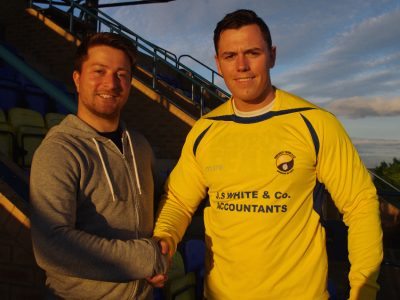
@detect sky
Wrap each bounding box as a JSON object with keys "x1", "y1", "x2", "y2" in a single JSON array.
[{"x1": 100, "y1": 0, "x2": 400, "y2": 167}]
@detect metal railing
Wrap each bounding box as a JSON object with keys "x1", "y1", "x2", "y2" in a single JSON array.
[
  {"x1": 178, "y1": 54, "x2": 221, "y2": 88},
  {"x1": 29, "y1": 0, "x2": 230, "y2": 117}
]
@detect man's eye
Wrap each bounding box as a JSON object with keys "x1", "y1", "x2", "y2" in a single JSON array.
[
  {"x1": 94, "y1": 69, "x2": 104, "y2": 75},
  {"x1": 117, "y1": 72, "x2": 128, "y2": 78},
  {"x1": 223, "y1": 54, "x2": 235, "y2": 60},
  {"x1": 247, "y1": 51, "x2": 260, "y2": 57}
]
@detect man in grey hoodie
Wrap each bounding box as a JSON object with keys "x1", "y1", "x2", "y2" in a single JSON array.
[{"x1": 30, "y1": 32, "x2": 168, "y2": 299}]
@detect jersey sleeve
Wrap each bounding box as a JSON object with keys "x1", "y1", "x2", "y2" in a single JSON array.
[
  {"x1": 315, "y1": 112, "x2": 383, "y2": 299},
  {"x1": 154, "y1": 124, "x2": 208, "y2": 252}
]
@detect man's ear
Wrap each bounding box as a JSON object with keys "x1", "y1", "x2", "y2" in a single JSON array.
[
  {"x1": 72, "y1": 71, "x2": 80, "y2": 93},
  {"x1": 269, "y1": 46, "x2": 277, "y2": 68},
  {"x1": 215, "y1": 55, "x2": 223, "y2": 76}
]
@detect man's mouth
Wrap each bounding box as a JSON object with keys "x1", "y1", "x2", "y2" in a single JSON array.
[
  {"x1": 235, "y1": 76, "x2": 254, "y2": 82},
  {"x1": 97, "y1": 93, "x2": 118, "y2": 99}
]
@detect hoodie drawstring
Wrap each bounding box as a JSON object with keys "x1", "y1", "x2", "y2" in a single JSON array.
[
  {"x1": 125, "y1": 131, "x2": 142, "y2": 195},
  {"x1": 93, "y1": 138, "x2": 117, "y2": 202}
]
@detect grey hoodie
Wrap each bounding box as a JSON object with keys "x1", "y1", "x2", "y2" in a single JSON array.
[{"x1": 30, "y1": 115, "x2": 168, "y2": 300}]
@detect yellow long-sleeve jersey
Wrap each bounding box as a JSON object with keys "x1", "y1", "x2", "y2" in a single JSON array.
[{"x1": 154, "y1": 89, "x2": 383, "y2": 300}]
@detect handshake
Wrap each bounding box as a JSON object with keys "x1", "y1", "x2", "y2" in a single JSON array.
[{"x1": 147, "y1": 237, "x2": 172, "y2": 288}]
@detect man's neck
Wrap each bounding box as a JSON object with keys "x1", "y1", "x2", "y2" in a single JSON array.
[
  {"x1": 234, "y1": 87, "x2": 276, "y2": 112},
  {"x1": 77, "y1": 112, "x2": 119, "y2": 132},
  {"x1": 233, "y1": 97, "x2": 275, "y2": 117}
]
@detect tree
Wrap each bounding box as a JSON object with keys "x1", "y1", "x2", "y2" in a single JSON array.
[{"x1": 373, "y1": 158, "x2": 400, "y2": 191}]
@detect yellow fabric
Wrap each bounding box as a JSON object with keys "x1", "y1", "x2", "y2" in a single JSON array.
[{"x1": 154, "y1": 89, "x2": 383, "y2": 300}]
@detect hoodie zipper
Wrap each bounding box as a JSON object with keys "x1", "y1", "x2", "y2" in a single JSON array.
[
  {"x1": 106, "y1": 138, "x2": 141, "y2": 297},
  {"x1": 120, "y1": 135, "x2": 141, "y2": 239},
  {"x1": 98, "y1": 138, "x2": 141, "y2": 239}
]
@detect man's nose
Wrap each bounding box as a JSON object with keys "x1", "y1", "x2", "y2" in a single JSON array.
[
  {"x1": 103, "y1": 73, "x2": 121, "y2": 90},
  {"x1": 236, "y1": 54, "x2": 250, "y2": 72}
]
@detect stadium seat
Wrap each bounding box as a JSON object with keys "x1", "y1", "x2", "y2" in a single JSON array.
[
  {"x1": 181, "y1": 239, "x2": 205, "y2": 300},
  {"x1": 49, "y1": 80, "x2": 76, "y2": 114},
  {"x1": 0, "y1": 109, "x2": 15, "y2": 160},
  {"x1": 23, "y1": 84, "x2": 50, "y2": 116},
  {"x1": 327, "y1": 278, "x2": 339, "y2": 300},
  {"x1": 17, "y1": 74, "x2": 50, "y2": 115},
  {"x1": 153, "y1": 288, "x2": 164, "y2": 300},
  {"x1": 54, "y1": 94, "x2": 76, "y2": 114},
  {"x1": 0, "y1": 65, "x2": 17, "y2": 80},
  {"x1": 0, "y1": 79, "x2": 21, "y2": 111},
  {"x1": 157, "y1": 73, "x2": 180, "y2": 89},
  {"x1": 8, "y1": 107, "x2": 48, "y2": 168},
  {"x1": 325, "y1": 220, "x2": 349, "y2": 262},
  {"x1": 164, "y1": 251, "x2": 196, "y2": 300},
  {"x1": 0, "y1": 66, "x2": 22, "y2": 111},
  {"x1": 45, "y1": 112, "x2": 66, "y2": 128}
]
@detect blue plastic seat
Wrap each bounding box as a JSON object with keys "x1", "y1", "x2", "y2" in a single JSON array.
[
  {"x1": 47, "y1": 80, "x2": 76, "y2": 114},
  {"x1": 54, "y1": 92, "x2": 76, "y2": 114},
  {"x1": 0, "y1": 65, "x2": 17, "y2": 80},
  {"x1": 0, "y1": 66, "x2": 22, "y2": 111},
  {"x1": 181, "y1": 239, "x2": 205, "y2": 300},
  {"x1": 0, "y1": 79, "x2": 22, "y2": 111},
  {"x1": 8, "y1": 107, "x2": 48, "y2": 168},
  {"x1": 0, "y1": 109, "x2": 15, "y2": 161},
  {"x1": 23, "y1": 84, "x2": 50, "y2": 116},
  {"x1": 325, "y1": 220, "x2": 348, "y2": 261}
]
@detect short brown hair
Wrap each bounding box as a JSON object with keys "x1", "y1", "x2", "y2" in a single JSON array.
[
  {"x1": 214, "y1": 9, "x2": 273, "y2": 54},
  {"x1": 74, "y1": 32, "x2": 137, "y2": 72}
]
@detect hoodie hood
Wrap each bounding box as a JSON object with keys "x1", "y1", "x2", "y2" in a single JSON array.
[
  {"x1": 47, "y1": 114, "x2": 142, "y2": 201},
  {"x1": 46, "y1": 114, "x2": 123, "y2": 141}
]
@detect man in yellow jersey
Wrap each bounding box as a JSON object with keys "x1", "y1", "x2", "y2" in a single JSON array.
[{"x1": 154, "y1": 9, "x2": 382, "y2": 300}]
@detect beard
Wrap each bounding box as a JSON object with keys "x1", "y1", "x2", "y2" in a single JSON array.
[{"x1": 79, "y1": 94, "x2": 125, "y2": 122}]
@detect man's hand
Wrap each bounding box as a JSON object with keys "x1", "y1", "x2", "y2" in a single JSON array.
[
  {"x1": 159, "y1": 238, "x2": 173, "y2": 258},
  {"x1": 147, "y1": 238, "x2": 173, "y2": 288},
  {"x1": 146, "y1": 273, "x2": 168, "y2": 288}
]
